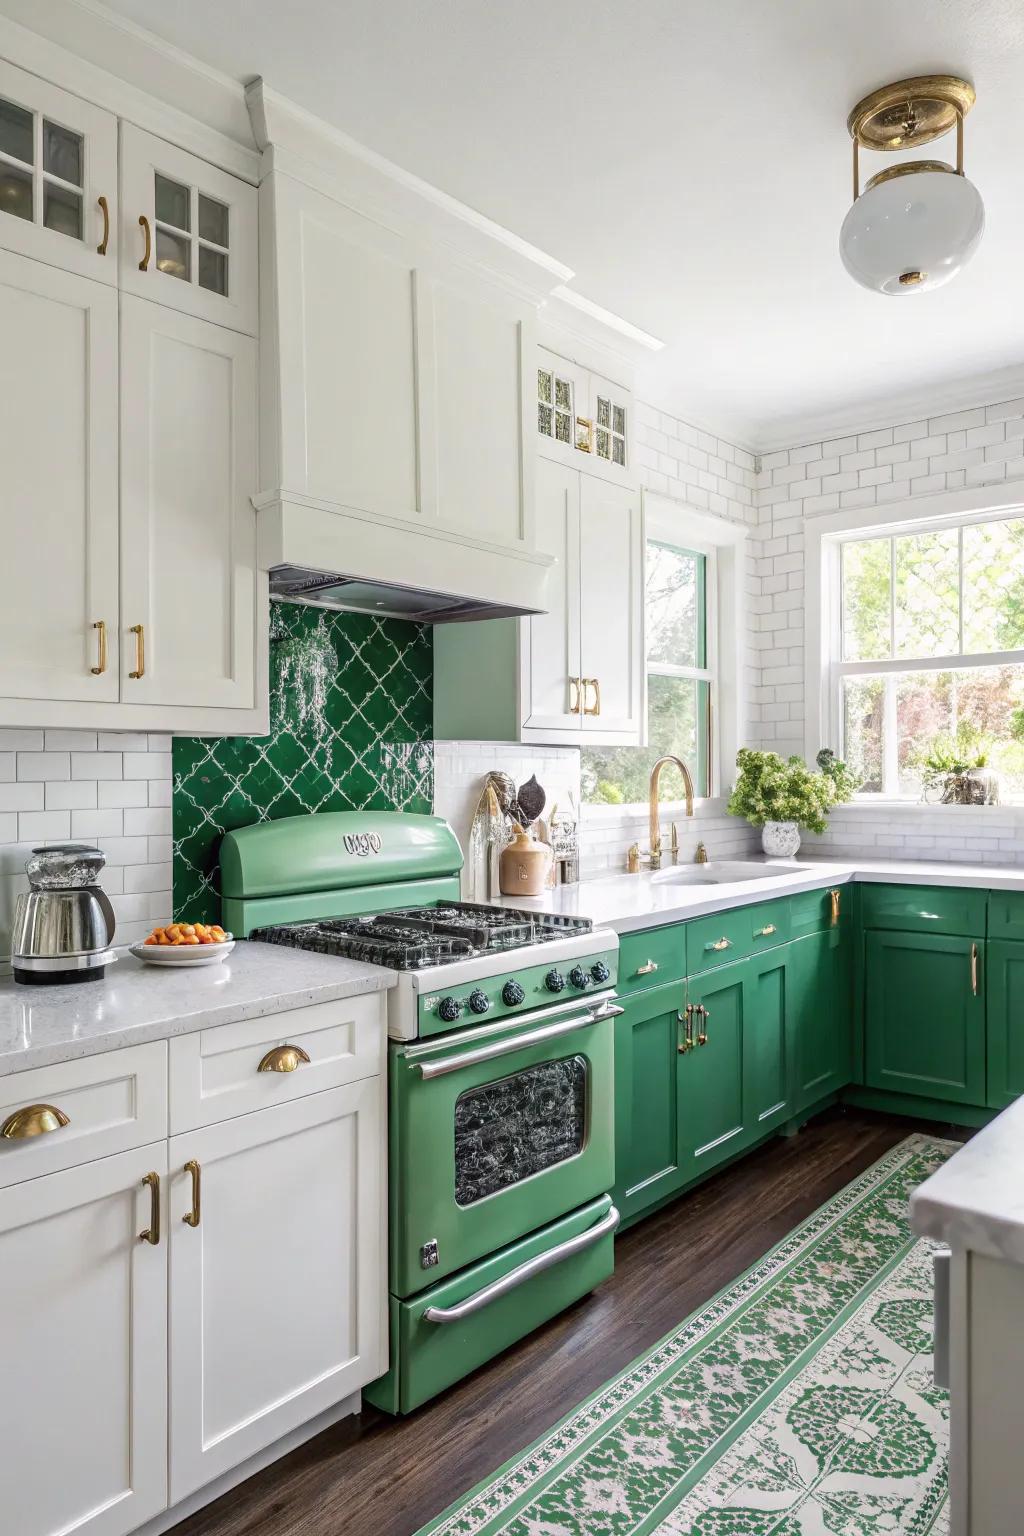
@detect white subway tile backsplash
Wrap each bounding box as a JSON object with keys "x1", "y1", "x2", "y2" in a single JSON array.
[
  {"x1": 123, "y1": 752, "x2": 172, "y2": 781},
  {"x1": 18, "y1": 810, "x2": 71, "y2": 840},
  {"x1": 45, "y1": 781, "x2": 98, "y2": 811},
  {"x1": 0, "y1": 783, "x2": 45, "y2": 813},
  {"x1": 70, "y1": 808, "x2": 127, "y2": 839},
  {"x1": 0, "y1": 730, "x2": 43, "y2": 751},
  {"x1": 71, "y1": 752, "x2": 123, "y2": 780},
  {"x1": 17, "y1": 751, "x2": 70, "y2": 781},
  {"x1": 97, "y1": 780, "x2": 149, "y2": 809}
]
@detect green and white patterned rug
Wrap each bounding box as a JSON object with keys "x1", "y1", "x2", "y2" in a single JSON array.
[{"x1": 418, "y1": 1134, "x2": 955, "y2": 1536}]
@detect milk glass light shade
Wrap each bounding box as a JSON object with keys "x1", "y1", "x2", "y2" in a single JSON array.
[{"x1": 839, "y1": 165, "x2": 984, "y2": 295}]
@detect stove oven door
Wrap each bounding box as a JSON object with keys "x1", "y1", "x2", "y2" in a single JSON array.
[{"x1": 391, "y1": 993, "x2": 619, "y2": 1297}]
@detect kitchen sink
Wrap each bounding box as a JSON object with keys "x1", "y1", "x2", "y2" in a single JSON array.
[{"x1": 651, "y1": 861, "x2": 815, "y2": 886}]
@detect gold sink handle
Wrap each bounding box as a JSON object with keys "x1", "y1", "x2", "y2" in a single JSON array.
[
  {"x1": 257, "y1": 1044, "x2": 311, "y2": 1074},
  {"x1": 1, "y1": 1103, "x2": 70, "y2": 1140}
]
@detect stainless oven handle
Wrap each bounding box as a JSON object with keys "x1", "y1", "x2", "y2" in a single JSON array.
[
  {"x1": 424, "y1": 1204, "x2": 620, "y2": 1324},
  {"x1": 415, "y1": 1001, "x2": 623, "y2": 1080}
]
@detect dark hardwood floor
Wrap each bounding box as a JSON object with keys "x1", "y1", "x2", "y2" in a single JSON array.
[{"x1": 170, "y1": 1107, "x2": 966, "y2": 1536}]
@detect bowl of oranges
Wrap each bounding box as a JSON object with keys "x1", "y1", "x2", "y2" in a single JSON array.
[{"x1": 131, "y1": 922, "x2": 235, "y2": 967}]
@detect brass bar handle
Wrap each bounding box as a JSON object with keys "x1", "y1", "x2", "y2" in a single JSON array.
[
  {"x1": 756, "y1": 923, "x2": 777, "y2": 937},
  {"x1": 128, "y1": 623, "x2": 145, "y2": 679},
  {"x1": 90, "y1": 619, "x2": 107, "y2": 675},
  {"x1": 257, "y1": 1044, "x2": 311, "y2": 1074},
  {"x1": 677, "y1": 1003, "x2": 694, "y2": 1054},
  {"x1": 705, "y1": 937, "x2": 732, "y2": 953},
  {"x1": 139, "y1": 1171, "x2": 160, "y2": 1245},
  {"x1": 697, "y1": 1004, "x2": 709, "y2": 1047},
  {"x1": 635, "y1": 959, "x2": 659, "y2": 976},
  {"x1": 1, "y1": 1103, "x2": 70, "y2": 1140},
  {"x1": 583, "y1": 677, "x2": 601, "y2": 716},
  {"x1": 568, "y1": 677, "x2": 582, "y2": 715},
  {"x1": 97, "y1": 195, "x2": 110, "y2": 255},
  {"x1": 830, "y1": 889, "x2": 841, "y2": 927},
  {"x1": 138, "y1": 214, "x2": 152, "y2": 271},
  {"x1": 971, "y1": 942, "x2": 979, "y2": 997},
  {"x1": 183, "y1": 1159, "x2": 201, "y2": 1227}
]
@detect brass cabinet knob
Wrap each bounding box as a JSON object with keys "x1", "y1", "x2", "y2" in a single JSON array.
[
  {"x1": 1, "y1": 1103, "x2": 70, "y2": 1140},
  {"x1": 257, "y1": 1044, "x2": 311, "y2": 1074}
]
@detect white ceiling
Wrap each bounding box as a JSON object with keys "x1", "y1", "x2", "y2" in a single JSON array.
[{"x1": 96, "y1": 0, "x2": 1024, "y2": 449}]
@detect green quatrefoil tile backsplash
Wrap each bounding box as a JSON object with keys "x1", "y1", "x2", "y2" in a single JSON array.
[{"x1": 172, "y1": 604, "x2": 434, "y2": 924}]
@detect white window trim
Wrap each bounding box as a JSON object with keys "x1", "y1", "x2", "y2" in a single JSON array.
[
  {"x1": 581, "y1": 489, "x2": 748, "y2": 818},
  {"x1": 805, "y1": 477, "x2": 1024, "y2": 802}
]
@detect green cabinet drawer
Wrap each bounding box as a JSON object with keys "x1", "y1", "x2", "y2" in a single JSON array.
[
  {"x1": 617, "y1": 923, "x2": 687, "y2": 996},
  {"x1": 790, "y1": 883, "x2": 848, "y2": 938},
  {"x1": 987, "y1": 891, "x2": 1024, "y2": 941},
  {"x1": 859, "y1": 882, "x2": 987, "y2": 937},
  {"x1": 686, "y1": 898, "x2": 791, "y2": 974}
]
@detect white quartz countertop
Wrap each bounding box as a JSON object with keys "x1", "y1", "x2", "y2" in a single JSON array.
[
  {"x1": 910, "y1": 1098, "x2": 1024, "y2": 1263},
  {"x1": 499, "y1": 856, "x2": 1024, "y2": 935},
  {"x1": 0, "y1": 941, "x2": 395, "y2": 1077}
]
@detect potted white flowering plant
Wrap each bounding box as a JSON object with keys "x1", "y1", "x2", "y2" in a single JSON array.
[{"x1": 727, "y1": 747, "x2": 859, "y2": 858}]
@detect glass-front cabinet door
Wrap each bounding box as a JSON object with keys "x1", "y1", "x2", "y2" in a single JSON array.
[
  {"x1": 119, "y1": 124, "x2": 257, "y2": 335},
  {"x1": 0, "y1": 59, "x2": 117, "y2": 283}
]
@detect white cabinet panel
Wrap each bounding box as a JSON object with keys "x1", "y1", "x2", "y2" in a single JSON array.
[
  {"x1": 579, "y1": 476, "x2": 643, "y2": 740},
  {"x1": 522, "y1": 458, "x2": 581, "y2": 734},
  {"x1": 0, "y1": 58, "x2": 118, "y2": 284},
  {"x1": 119, "y1": 125, "x2": 256, "y2": 335},
  {"x1": 0, "y1": 1144, "x2": 168, "y2": 1536},
  {"x1": 431, "y1": 278, "x2": 531, "y2": 549},
  {"x1": 120, "y1": 295, "x2": 257, "y2": 709},
  {"x1": 0, "y1": 250, "x2": 119, "y2": 702},
  {"x1": 168, "y1": 1080, "x2": 386, "y2": 1500}
]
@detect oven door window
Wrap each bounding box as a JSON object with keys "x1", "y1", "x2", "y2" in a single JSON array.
[{"x1": 454, "y1": 1054, "x2": 588, "y2": 1207}]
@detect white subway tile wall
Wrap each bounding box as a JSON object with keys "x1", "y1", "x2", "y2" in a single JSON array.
[{"x1": 0, "y1": 730, "x2": 173, "y2": 967}]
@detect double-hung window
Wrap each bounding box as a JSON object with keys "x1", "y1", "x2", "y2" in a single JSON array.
[
  {"x1": 833, "y1": 512, "x2": 1024, "y2": 798},
  {"x1": 582, "y1": 538, "x2": 714, "y2": 804}
]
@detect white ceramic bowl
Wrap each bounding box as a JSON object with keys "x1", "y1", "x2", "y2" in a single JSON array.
[{"x1": 130, "y1": 936, "x2": 235, "y2": 967}]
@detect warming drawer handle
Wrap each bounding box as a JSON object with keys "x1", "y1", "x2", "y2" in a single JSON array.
[
  {"x1": 423, "y1": 1204, "x2": 621, "y2": 1324},
  {"x1": 415, "y1": 1002, "x2": 623, "y2": 1080}
]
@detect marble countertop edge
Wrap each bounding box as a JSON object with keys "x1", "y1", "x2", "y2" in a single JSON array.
[{"x1": 910, "y1": 1095, "x2": 1024, "y2": 1264}]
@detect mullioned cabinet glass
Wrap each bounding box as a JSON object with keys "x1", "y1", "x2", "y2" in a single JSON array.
[
  {"x1": 863, "y1": 930, "x2": 986, "y2": 1106},
  {"x1": 985, "y1": 939, "x2": 1024, "y2": 1110},
  {"x1": 790, "y1": 926, "x2": 853, "y2": 1114},
  {"x1": 612, "y1": 979, "x2": 687, "y2": 1225}
]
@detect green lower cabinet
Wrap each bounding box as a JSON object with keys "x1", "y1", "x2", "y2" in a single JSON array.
[
  {"x1": 680, "y1": 958, "x2": 749, "y2": 1177},
  {"x1": 745, "y1": 947, "x2": 795, "y2": 1137},
  {"x1": 791, "y1": 926, "x2": 852, "y2": 1114},
  {"x1": 986, "y1": 939, "x2": 1024, "y2": 1109},
  {"x1": 864, "y1": 929, "x2": 987, "y2": 1106},
  {"x1": 612, "y1": 979, "x2": 687, "y2": 1224}
]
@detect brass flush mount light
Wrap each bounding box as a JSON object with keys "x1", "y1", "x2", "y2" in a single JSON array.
[{"x1": 839, "y1": 74, "x2": 984, "y2": 295}]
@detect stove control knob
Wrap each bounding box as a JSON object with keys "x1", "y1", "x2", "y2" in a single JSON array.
[
  {"x1": 437, "y1": 996, "x2": 463, "y2": 1023},
  {"x1": 590, "y1": 960, "x2": 611, "y2": 985},
  {"x1": 545, "y1": 968, "x2": 566, "y2": 993},
  {"x1": 501, "y1": 979, "x2": 525, "y2": 1008},
  {"x1": 468, "y1": 988, "x2": 491, "y2": 1015},
  {"x1": 568, "y1": 964, "x2": 592, "y2": 990}
]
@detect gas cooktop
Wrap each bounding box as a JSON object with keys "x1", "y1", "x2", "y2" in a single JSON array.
[{"x1": 251, "y1": 901, "x2": 593, "y2": 971}]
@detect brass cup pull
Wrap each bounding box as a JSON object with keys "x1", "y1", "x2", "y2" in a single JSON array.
[
  {"x1": 971, "y1": 942, "x2": 979, "y2": 996},
  {"x1": 569, "y1": 677, "x2": 582, "y2": 715},
  {"x1": 583, "y1": 677, "x2": 601, "y2": 716},
  {"x1": 706, "y1": 937, "x2": 732, "y2": 953},
  {"x1": 257, "y1": 1044, "x2": 311, "y2": 1074},
  {"x1": 139, "y1": 1171, "x2": 160, "y2": 1245},
  {"x1": 756, "y1": 924, "x2": 777, "y2": 937},
  {"x1": 139, "y1": 213, "x2": 152, "y2": 271},
  {"x1": 635, "y1": 959, "x2": 659, "y2": 976},
  {"x1": 97, "y1": 194, "x2": 110, "y2": 255},
  {"x1": 183, "y1": 1159, "x2": 201, "y2": 1227},
  {"x1": 90, "y1": 619, "x2": 108, "y2": 675},
  {"x1": 1, "y1": 1103, "x2": 70, "y2": 1140},
  {"x1": 830, "y1": 889, "x2": 841, "y2": 926},
  {"x1": 129, "y1": 623, "x2": 145, "y2": 679}
]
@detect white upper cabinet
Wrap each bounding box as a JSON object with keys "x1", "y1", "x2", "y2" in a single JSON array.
[
  {"x1": 119, "y1": 296, "x2": 258, "y2": 710},
  {"x1": 0, "y1": 59, "x2": 117, "y2": 284},
  {"x1": 520, "y1": 457, "x2": 581, "y2": 734},
  {"x1": 0, "y1": 250, "x2": 119, "y2": 703},
  {"x1": 119, "y1": 125, "x2": 257, "y2": 335},
  {"x1": 578, "y1": 475, "x2": 643, "y2": 739}
]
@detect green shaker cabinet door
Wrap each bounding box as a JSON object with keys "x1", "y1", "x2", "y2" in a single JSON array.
[
  {"x1": 680, "y1": 959, "x2": 748, "y2": 1177},
  {"x1": 986, "y1": 939, "x2": 1024, "y2": 1110},
  {"x1": 613, "y1": 980, "x2": 686, "y2": 1224},
  {"x1": 864, "y1": 930, "x2": 986, "y2": 1106},
  {"x1": 745, "y1": 948, "x2": 794, "y2": 1137},
  {"x1": 791, "y1": 927, "x2": 852, "y2": 1114}
]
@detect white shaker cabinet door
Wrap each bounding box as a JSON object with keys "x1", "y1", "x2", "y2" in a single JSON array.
[
  {"x1": 0, "y1": 58, "x2": 118, "y2": 284},
  {"x1": 119, "y1": 295, "x2": 257, "y2": 709},
  {"x1": 0, "y1": 1144, "x2": 168, "y2": 1536},
  {"x1": 119, "y1": 124, "x2": 257, "y2": 335},
  {"x1": 521, "y1": 457, "x2": 582, "y2": 737},
  {"x1": 168, "y1": 1080, "x2": 387, "y2": 1502},
  {"x1": 0, "y1": 250, "x2": 119, "y2": 702},
  {"x1": 578, "y1": 475, "x2": 643, "y2": 742}
]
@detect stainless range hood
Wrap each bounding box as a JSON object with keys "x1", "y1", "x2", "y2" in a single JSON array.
[{"x1": 268, "y1": 564, "x2": 541, "y2": 624}]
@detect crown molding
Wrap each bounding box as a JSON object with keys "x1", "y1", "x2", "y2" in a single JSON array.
[{"x1": 0, "y1": 0, "x2": 259, "y2": 179}]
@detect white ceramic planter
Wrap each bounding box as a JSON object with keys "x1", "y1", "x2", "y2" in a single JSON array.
[{"x1": 761, "y1": 820, "x2": 801, "y2": 859}]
